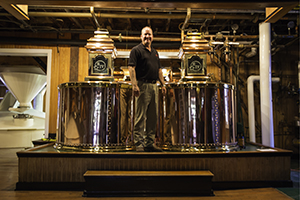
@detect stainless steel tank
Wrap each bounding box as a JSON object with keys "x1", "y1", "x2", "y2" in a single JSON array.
[
  {"x1": 158, "y1": 81, "x2": 237, "y2": 151},
  {"x1": 55, "y1": 81, "x2": 133, "y2": 151}
]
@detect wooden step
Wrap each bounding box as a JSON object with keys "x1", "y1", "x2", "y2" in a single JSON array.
[{"x1": 83, "y1": 170, "x2": 214, "y2": 197}]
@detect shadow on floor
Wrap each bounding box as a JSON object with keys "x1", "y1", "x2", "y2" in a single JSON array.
[{"x1": 277, "y1": 155, "x2": 300, "y2": 200}]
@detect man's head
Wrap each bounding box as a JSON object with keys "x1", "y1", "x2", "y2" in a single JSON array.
[{"x1": 141, "y1": 26, "x2": 153, "y2": 47}]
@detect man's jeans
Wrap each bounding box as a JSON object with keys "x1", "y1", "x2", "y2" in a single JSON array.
[{"x1": 133, "y1": 81, "x2": 158, "y2": 148}]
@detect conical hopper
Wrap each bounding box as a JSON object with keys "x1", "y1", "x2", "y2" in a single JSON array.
[{"x1": 0, "y1": 72, "x2": 47, "y2": 111}]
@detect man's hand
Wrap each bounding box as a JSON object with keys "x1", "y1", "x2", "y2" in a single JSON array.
[
  {"x1": 128, "y1": 66, "x2": 140, "y2": 97},
  {"x1": 161, "y1": 85, "x2": 166, "y2": 96},
  {"x1": 132, "y1": 84, "x2": 140, "y2": 97},
  {"x1": 158, "y1": 69, "x2": 166, "y2": 95}
]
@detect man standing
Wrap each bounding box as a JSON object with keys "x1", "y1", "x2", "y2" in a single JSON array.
[{"x1": 128, "y1": 26, "x2": 166, "y2": 152}]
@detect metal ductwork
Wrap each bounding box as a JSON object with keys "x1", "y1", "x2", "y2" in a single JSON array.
[{"x1": 245, "y1": 47, "x2": 257, "y2": 58}]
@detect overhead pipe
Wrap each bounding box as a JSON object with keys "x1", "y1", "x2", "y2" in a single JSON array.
[
  {"x1": 0, "y1": 37, "x2": 182, "y2": 48},
  {"x1": 0, "y1": 33, "x2": 295, "y2": 51},
  {"x1": 259, "y1": 22, "x2": 274, "y2": 147},
  {"x1": 116, "y1": 33, "x2": 294, "y2": 41},
  {"x1": 247, "y1": 76, "x2": 280, "y2": 143},
  {"x1": 110, "y1": 35, "x2": 181, "y2": 42}
]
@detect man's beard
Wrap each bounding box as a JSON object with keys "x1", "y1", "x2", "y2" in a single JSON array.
[{"x1": 143, "y1": 38, "x2": 151, "y2": 45}]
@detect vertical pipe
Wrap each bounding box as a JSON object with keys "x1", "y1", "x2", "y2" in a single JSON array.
[
  {"x1": 259, "y1": 22, "x2": 274, "y2": 147},
  {"x1": 204, "y1": 88, "x2": 207, "y2": 144},
  {"x1": 247, "y1": 75, "x2": 260, "y2": 143},
  {"x1": 181, "y1": 8, "x2": 191, "y2": 43},
  {"x1": 90, "y1": 7, "x2": 100, "y2": 29},
  {"x1": 233, "y1": 48, "x2": 239, "y2": 145},
  {"x1": 247, "y1": 76, "x2": 280, "y2": 143},
  {"x1": 229, "y1": 63, "x2": 233, "y2": 84},
  {"x1": 298, "y1": 61, "x2": 300, "y2": 91},
  {"x1": 225, "y1": 37, "x2": 229, "y2": 63},
  {"x1": 298, "y1": 61, "x2": 300, "y2": 120}
]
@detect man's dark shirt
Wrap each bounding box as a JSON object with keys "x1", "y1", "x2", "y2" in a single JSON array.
[{"x1": 128, "y1": 43, "x2": 161, "y2": 81}]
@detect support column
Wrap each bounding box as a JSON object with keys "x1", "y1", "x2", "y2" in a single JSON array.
[{"x1": 259, "y1": 22, "x2": 274, "y2": 147}]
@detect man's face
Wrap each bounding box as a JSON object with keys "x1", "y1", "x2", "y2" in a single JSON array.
[{"x1": 141, "y1": 27, "x2": 153, "y2": 46}]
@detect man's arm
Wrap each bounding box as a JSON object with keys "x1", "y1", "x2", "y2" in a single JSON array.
[
  {"x1": 158, "y1": 68, "x2": 166, "y2": 95},
  {"x1": 128, "y1": 66, "x2": 140, "y2": 97},
  {"x1": 158, "y1": 68, "x2": 165, "y2": 86}
]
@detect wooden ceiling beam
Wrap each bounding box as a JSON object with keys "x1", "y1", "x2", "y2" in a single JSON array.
[
  {"x1": 264, "y1": 3, "x2": 298, "y2": 23},
  {"x1": 0, "y1": 2, "x2": 29, "y2": 20},
  {"x1": 2, "y1": 1, "x2": 299, "y2": 10}
]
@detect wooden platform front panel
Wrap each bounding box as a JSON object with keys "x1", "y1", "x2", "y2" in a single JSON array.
[
  {"x1": 17, "y1": 143, "x2": 292, "y2": 190},
  {"x1": 18, "y1": 155, "x2": 290, "y2": 183}
]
